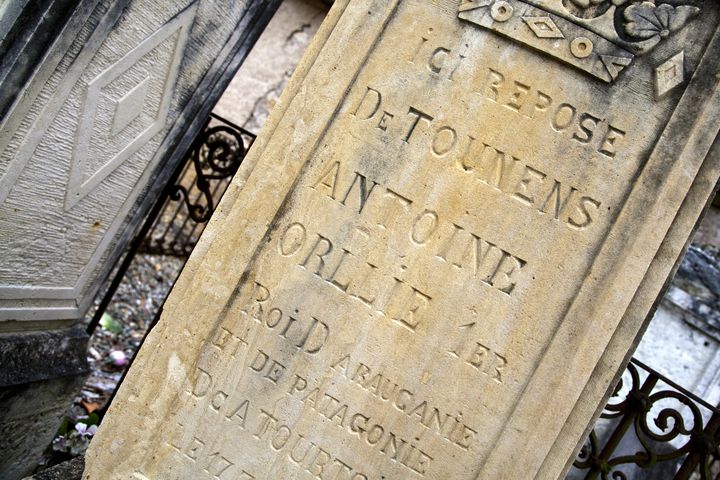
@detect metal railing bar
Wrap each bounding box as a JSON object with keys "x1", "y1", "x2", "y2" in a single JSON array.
[{"x1": 631, "y1": 358, "x2": 720, "y2": 415}]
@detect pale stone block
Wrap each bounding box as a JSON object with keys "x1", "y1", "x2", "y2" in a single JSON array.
[{"x1": 0, "y1": 0, "x2": 280, "y2": 326}]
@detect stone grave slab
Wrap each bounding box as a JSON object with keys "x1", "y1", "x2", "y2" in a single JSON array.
[{"x1": 86, "y1": 0, "x2": 720, "y2": 478}]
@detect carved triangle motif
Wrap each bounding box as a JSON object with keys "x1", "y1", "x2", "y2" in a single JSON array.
[
  {"x1": 600, "y1": 54, "x2": 632, "y2": 81},
  {"x1": 458, "y1": 0, "x2": 493, "y2": 12}
]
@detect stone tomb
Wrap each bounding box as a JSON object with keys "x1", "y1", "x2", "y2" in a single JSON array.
[
  {"x1": 86, "y1": 0, "x2": 720, "y2": 478},
  {"x1": 0, "y1": 0, "x2": 278, "y2": 478}
]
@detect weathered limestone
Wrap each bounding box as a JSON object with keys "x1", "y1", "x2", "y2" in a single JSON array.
[
  {"x1": 86, "y1": 0, "x2": 720, "y2": 478},
  {"x1": 28, "y1": 457, "x2": 85, "y2": 480},
  {"x1": 0, "y1": 1, "x2": 279, "y2": 477}
]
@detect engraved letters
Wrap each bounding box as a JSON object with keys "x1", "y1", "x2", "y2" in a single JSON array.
[
  {"x1": 240, "y1": 282, "x2": 331, "y2": 354},
  {"x1": 307, "y1": 162, "x2": 528, "y2": 295},
  {"x1": 351, "y1": 85, "x2": 605, "y2": 230}
]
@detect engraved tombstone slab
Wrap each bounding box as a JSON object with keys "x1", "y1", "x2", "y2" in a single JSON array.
[{"x1": 86, "y1": 0, "x2": 720, "y2": 478}]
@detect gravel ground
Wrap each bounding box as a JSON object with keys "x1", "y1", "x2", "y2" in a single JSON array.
[{"x1": 83, "y1": 253, "x2": 185, "y2": 405}]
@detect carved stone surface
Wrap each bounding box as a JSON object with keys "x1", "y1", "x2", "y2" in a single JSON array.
[
  {"x1": 28, "y1": 456, "x2": 85, "y2": 480},
  {"x1": 86, "y1": 0, "x2": 720, "y2": 478},
  {"x1": 0, "y1": 328, "x2": 89, "y2": 386},
  {"x1": 0, "y1": 1, "x2": 279, "y2": 478},
  {"x1": 0, "y1": 0, "x2": 280, "y2": 325}
]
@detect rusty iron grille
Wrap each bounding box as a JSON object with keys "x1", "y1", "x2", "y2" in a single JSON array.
[
  {"x1": 569, "y1": 358, "x2": 720, "y2": 480},
  {"x1": 139, "y1": 113, "x2": 256, "y2": 257}
]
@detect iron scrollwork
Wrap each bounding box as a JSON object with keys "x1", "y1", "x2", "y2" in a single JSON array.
[
  {"x1": 168, "y1": 123, "x2": 248, "y2": 223},
  {"x1": 571, "y1": 359, "x2": 720, "y2": 480},
  {"x1": 141, "y1": 113, "x2": 256, "y2": 257}
]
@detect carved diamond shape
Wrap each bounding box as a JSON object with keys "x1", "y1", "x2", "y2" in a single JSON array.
[
  {"x1": 522, "y1": 16, "x2": 564, "y2": 39},
  {"x1": 64, "y1": 6, "x2": 197, "y2": 210},
  {"x1": 458, "y1": 0, "x2": 493, "y2": 11},
  {"x1": 655, "y1": 51, "x2": 685, "y2": 98},
  {"x1": 111, "y1": 76, "x2": 150, "y2": 136}
]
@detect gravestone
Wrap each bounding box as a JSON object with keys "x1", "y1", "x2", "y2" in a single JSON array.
[
  {"x1": 0, "y1": 0, "x2": 279, "y2": 478},
  {"x1": 86, "y1": 0, "x2": 720, "y2": 478}
]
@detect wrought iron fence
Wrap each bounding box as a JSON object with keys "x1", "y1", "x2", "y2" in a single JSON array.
[
  {"x1": 86, "y1": 113, "x2": 255, "y2": 335},
  {"x1": 569, "y1": 358, "x2": 720, "y2": 480},
  {"x1": 140, "y1": 113, "x2": 255, "y2": 257}
]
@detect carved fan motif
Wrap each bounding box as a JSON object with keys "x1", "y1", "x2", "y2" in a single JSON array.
[
  {"x1": 561, "y1": 0, "x2": 700, "y2": 54},
  {"x1": 624, "y1": 2, "x2": 701, "y2": 43}
]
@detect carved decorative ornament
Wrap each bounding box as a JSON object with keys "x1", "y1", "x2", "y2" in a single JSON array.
[
  {"x1": 459, "y1": 0, "x2": 700, "y2": 85},
  {"x1": 564, "y1": 0, "x2": 700, "y2": 53}
]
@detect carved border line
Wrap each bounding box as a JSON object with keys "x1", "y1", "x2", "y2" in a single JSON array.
[
  {"x1": 0, "y1": 0, "x2": 129, "y2": 205},
  {"x1": 0, "y1": 0, "x2": 103, "y2": 156}
]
